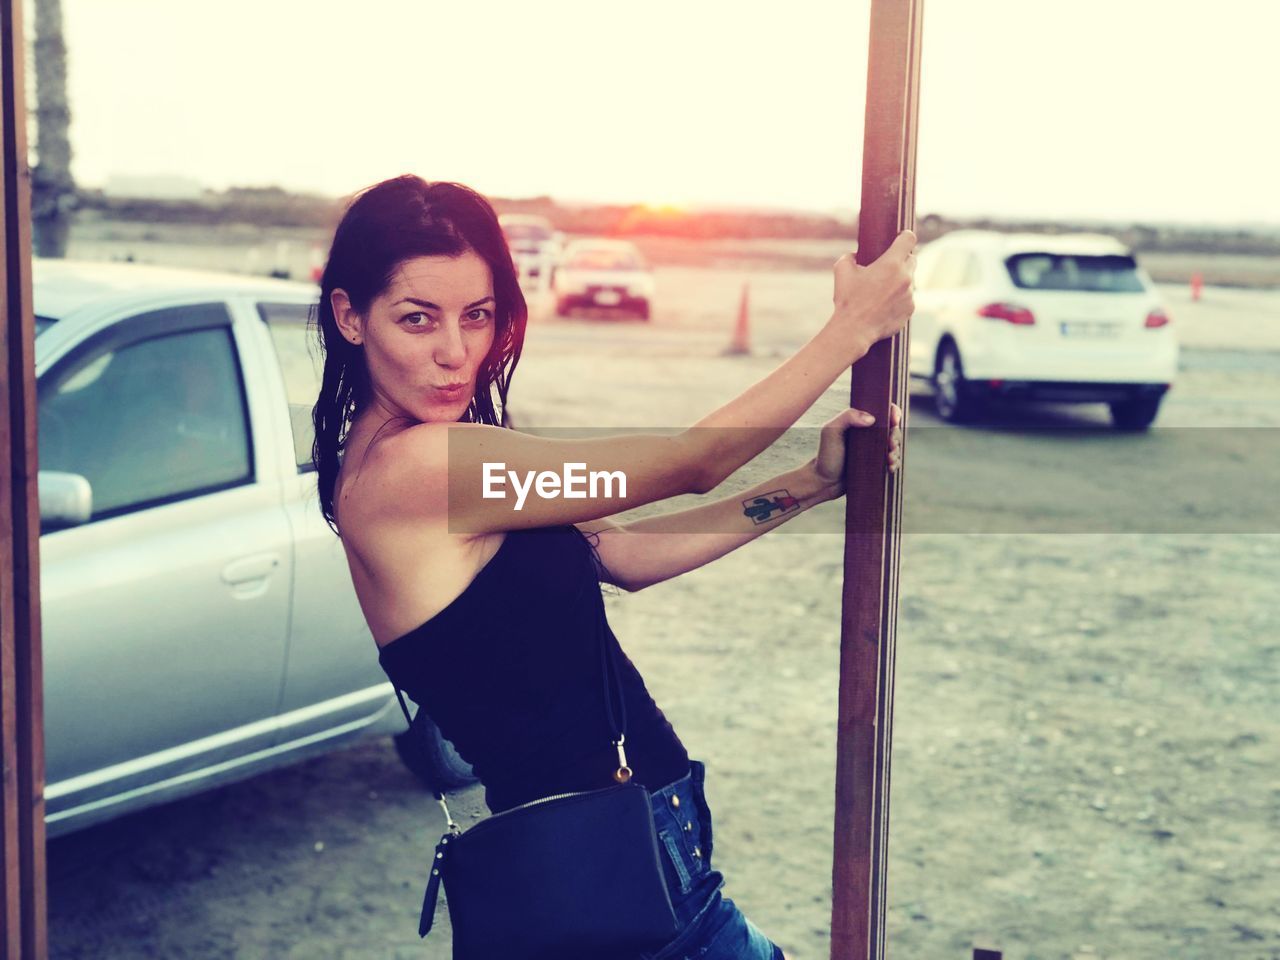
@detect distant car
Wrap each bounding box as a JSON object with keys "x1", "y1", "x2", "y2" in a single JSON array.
[
  {"x1": 552, "y1": 238, "x2": 654, "y2": 320},
  {"x1": 907, "y1": 230, "x2": 1178, "y2": 430},
  {"x1": 33, "y1": 259, "x2": 475, "y2": 837},
  {"x1": 499, "y1": 213, "x2": 561, "y2": 292}
]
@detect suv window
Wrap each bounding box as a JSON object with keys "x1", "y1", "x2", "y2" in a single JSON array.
[
  {"x1": 259, "y1": 302, "x2": 321, "y2": 472},
  {"x1": 38, "y1": 305, "x2": 252, "y2": 521},
  {"x1": 1005, "y1": 253, "x2": 1145, "y2": 292}
]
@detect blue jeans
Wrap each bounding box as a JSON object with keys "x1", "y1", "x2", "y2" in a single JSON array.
[{"x1": 640, "y1": 759, "x2": 784, "y2": 960}]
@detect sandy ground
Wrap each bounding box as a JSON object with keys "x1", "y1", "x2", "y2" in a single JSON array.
[{"x1": 47, "y1": 230, "x2": 1280, "y2": 959}]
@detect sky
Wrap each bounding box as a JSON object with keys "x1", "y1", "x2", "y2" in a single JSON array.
[{"x1": 28, "y1": 0, "x2": 1280, "y2": 225}]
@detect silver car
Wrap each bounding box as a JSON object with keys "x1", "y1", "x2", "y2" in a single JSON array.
[{"x1": 35, "y1": 259, "x2": 473, "y2": 838}]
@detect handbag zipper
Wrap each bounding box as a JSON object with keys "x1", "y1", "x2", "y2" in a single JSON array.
[
  {"x1": 498, "y1": 785, "x2": 606, "y2": 814},
  {"x1": 453, "y1": 783, "x2": 630, "y2": 841}
]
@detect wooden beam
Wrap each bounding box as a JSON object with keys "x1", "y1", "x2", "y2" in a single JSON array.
[
  {"x1": 1, "y1": 0, "x2": 48, "y2": 954},
  {"x1": 829, "y1": 0, "x2": 923, "y2": 957}
]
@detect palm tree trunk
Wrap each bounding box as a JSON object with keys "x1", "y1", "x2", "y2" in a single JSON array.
[{"x1": 31, "y1": 0, "x2": 74, "y2": 257}]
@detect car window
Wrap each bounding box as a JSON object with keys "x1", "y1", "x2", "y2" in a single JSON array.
[
  {"x1": 1005, "y1": 253, "x2": 1146, "y2": 292},
  {"x1": 564, "y1": 248, "x2": 642, "y2": 270},
  {"x1": 258, "y1": 301, "x2": 322, "y2": 473},
  {"x1": 38, "y1": 304, "x2": 252, "y2": 523}
]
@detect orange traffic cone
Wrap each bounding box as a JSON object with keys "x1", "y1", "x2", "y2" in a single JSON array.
[
  {"x1": 723, "y1": 282, "x2": 751, "y2": 356},
  {"x1": 1190, "y1": 271, "x2": 1203, "y2": 302}
]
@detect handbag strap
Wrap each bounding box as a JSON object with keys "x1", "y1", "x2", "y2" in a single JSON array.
[{"x1": 389, "y1": 526, "x2": 630, "y2": 808}]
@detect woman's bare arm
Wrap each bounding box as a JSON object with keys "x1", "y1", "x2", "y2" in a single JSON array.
[
  {"x1": 577, "y1": 460, "x2": 838, "y2": 592},
  {"x1": 578, "y1": 403, "x2": 904, "y2": 590},
  {"x1": 367, "y1": 422, "x2": 703, "y2": 534}
]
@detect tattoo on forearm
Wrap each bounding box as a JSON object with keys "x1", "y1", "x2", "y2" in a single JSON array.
[{"x1": 742, "y1": 489, "x2": 801, "y2": 524}]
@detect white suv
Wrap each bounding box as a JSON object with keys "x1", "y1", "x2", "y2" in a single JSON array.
[{"x1": 907, "y1": 230, "x2": 1177, "y2": 430}]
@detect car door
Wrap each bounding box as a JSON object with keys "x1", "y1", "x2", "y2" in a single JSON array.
[
  {"x1": 38, "y1": 301, "x2": 293, "y2": 826},
  {"x1": 255, "y1": 300, "x2": 389, "y2": 746}
]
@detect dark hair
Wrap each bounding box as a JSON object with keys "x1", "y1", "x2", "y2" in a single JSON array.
[{"x1": 310, "y1": 175, "x2": 527, "y2": 535}]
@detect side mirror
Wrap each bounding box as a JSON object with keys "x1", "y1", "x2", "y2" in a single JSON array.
[{"x1": 39, "y1": 471, "x2": 93, "y2": 530}]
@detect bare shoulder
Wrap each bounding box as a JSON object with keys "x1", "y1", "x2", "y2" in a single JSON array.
[
  {"x1": 335, "y1": 425, "x2": 505, "y2": 648},
  {"x1": 376, "y1": 419, "x2": 489, "y2": 467},
  {"x1": 338, "y1": 416, "x2": 490, "y2": 536},
  {"x1": 361, "y1": 419, "x2": 492, "y2": 519}
]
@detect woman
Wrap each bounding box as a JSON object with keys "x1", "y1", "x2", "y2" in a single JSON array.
[{"x1": 312, "y1": 174, "x2": 914, "y2": 960}]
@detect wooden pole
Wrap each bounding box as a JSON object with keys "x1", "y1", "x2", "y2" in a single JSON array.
[
  {"x1": 829, "y1": 0, "x2": 923, "y2": 958},
  {"x1": 1, "y1": 0, "x2": 48, "y2": 954}
]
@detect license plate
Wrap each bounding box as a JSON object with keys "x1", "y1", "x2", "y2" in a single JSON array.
[
  {"x1": 1060, "y1": 321, "x2": 1119, "y2": 338},
  {"x1": 593, "y1": 290, "x2": 622, "y2": 306}
]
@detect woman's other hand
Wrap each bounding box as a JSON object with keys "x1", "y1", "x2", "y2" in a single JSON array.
[
  {"x1": 827, "y1": 230, "x2": 917, "y2": 364},
  {"x1": 809, "y1": 401, "x2": 904, "y2": 499}
]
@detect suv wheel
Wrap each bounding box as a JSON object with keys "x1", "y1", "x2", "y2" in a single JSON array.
[
  {"x1": 1109, "y1": 393, "x2": 1163, "y2": 431},
  {"x1": 933, "y1": 342, "x2": 982, "y2": 423},
  {"x1": 393, "y1": 711, "x2": 478, "y2": 792}
]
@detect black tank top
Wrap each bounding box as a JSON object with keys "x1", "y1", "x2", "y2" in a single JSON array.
[{"x1": 377, "y1": 523, "x2": 691, "y2": 813}]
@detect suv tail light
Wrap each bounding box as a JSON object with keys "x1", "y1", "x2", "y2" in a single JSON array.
[
  {"x1": 1144, "y1": 308, "x2": 1170, "y2": 328},
  {"x1": 978, "y1": 302, "x2": 1036, "y2": 325}
]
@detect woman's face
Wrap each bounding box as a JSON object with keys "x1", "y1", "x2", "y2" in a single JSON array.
[{"x1": 335, "y1": 248, "x2": 498, "y2": 426}]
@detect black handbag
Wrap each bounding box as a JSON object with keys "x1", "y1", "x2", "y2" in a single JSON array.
[{"x1": 388, "y1": 537, "x2": 680, "y2": 960}]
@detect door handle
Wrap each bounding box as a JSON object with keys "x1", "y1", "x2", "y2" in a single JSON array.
[{"x1": 221, "y1": 552, "x2": 282, "y2": 586}]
